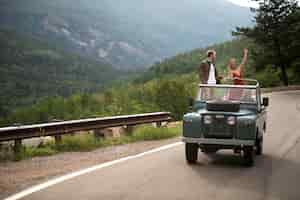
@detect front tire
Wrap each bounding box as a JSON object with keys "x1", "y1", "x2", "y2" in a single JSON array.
[
  {"x1": 256, "y1": 137, "x2": 263, "y2": 155},
  {"x1": 243, "y1": 146, "x2": 254, "y2": 166},
  {"x1": 185, "y1": 143, "x2": 198, "y2": 164}
]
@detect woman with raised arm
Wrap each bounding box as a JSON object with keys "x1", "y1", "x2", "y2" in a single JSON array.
[
  {"x1": 226, "y1": 48, "x2": 249, "y2": 101},
  {"x1": 227, "y1": 48, "x2": 248, "y2": 85}
]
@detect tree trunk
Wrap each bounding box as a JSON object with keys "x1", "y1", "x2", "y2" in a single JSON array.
[
  {"x1": 280, "y1": 63, "x2": 289, "y2": 86},
  {"x1": 275, "y1": 39, "x2": 289, "y2": 86}
]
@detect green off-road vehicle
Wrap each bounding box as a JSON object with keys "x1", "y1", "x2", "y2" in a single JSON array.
[{"x1": 182, "y1": 79, "x2": 269, "y2": 166}]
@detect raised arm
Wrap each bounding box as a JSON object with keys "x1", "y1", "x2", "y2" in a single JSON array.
[{"x1": 239, "y1": 48, "x2": 248, "y2": 73}]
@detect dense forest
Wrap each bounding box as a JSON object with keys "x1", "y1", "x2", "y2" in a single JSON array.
[
  {"x1": 234, "y1": 0, "x2": 300, "y2": 86},
  {"x1": 2, "y1": 36, "x2": 299, "y2": 127},
  {"x1": 0, "y1": 30, "x2": 121, "y2": 117}
]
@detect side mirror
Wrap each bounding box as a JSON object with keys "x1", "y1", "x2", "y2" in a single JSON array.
[
  {"x1": 188, "y1": 97, "x2": 194, "y2": 110},
  {"x1": 262, "y1": 97, "x2": 269, "y2": 107}
]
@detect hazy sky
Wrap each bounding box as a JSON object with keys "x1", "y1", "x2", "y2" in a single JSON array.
[{"x1": 227, "y1": 0, "x2": 259, "y2": 7}]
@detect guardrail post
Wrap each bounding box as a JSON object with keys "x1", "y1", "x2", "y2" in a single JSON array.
[
  {"x1": 156, "y1": 122, "x2": 162, "y2": 127},
  {"x1": 124, "y1": 125, "x2": 134, "y2": 135},
  {"x1": 70, "y1": 131, "x2": 75, "y2": 136},
  {"x1": 14, "y1": 139, "x2": 22, "y2": 154},
  {"x1": 94, "y1": 129, "x2": 105, "y2": 139},
  {"x1": 54, "y1": 135, "x2": 62, "y2": 145}
]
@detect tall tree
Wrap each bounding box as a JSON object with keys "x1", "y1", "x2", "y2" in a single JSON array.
[{"x1": 234, "y1": 0, "x2": 299, "y2": 85}]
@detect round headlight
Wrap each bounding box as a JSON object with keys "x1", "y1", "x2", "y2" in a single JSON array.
[
  {"x1": 227, "y1": 116, "x2": 236, "y2": 125},
  {"x1": 204, "y1": 115, "x2": 212, "y2": 124}
]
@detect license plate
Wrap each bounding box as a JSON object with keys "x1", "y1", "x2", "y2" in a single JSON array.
[{"x1": 215, "y1": 115, "x2": 225, "y2": 119}]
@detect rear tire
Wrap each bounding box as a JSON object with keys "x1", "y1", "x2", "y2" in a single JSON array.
[
  {"x1": 185, "y1": 143, "x2": 198, "y2": 164},
  {"x1": 243, "y1": 146, "x2": 254, "y2": 166}
]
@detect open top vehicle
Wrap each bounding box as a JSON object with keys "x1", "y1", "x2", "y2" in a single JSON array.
[{"x1": 182, "y1": 79, "x2": 269, "y2": 166}]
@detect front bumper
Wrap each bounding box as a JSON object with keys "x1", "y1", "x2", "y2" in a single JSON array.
[{"x1": 182, "y1": 137, "x2": 255, "y2": 146}]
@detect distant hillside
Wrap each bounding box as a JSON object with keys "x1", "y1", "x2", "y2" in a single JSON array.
[
  {"x1": 0, "y1": 30, "x2": 120, "y2": 116},
  {"x1": 135, "y1": 38, "x2": 255, "y2": 82},
  {"x1": 0, "y1": 38, "x2": 289, "y2": 126},
  {"x1": 136, "y1": 36, "x2": 293, "y2": 88},
  {"x1": 0, "y1": 0, "x2": 252, "y2": 69},
  {"x1": 0, "y1": 38, "x2": 253, "y2": 126}
]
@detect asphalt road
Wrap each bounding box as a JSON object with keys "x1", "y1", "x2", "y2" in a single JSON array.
[{"x1": 14, "y1": 91, "x2": 300, "y2": 200}]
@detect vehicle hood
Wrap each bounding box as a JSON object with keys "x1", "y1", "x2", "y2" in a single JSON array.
[{"x1": 197, "y1": 109, "x2": 256, "y2": 116}]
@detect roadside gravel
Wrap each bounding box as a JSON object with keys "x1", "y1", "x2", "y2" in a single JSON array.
[{"x1": 0, "y1": 137, "x2": 180, "y2": 199}]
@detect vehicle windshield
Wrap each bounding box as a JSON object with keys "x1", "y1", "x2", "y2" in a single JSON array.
[{"x1": 196, "y1": 85, "x2": 257, "y2": 104}]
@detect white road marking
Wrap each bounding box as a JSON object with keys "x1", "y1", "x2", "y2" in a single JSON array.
[{"x1": 4, "y1": 142, "x2": 183, "y2": 200}]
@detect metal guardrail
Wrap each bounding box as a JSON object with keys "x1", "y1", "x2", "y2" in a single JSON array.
[{"x1": 0, "y1": 112, "x2": 172, "y2": 142}]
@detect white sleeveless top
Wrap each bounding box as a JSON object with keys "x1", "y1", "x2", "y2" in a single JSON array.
[{"x1": 207, "y1": 63, "x2": 216, "y2": 84}]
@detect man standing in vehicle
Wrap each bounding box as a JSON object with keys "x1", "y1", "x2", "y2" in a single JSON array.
[
  {"x1": 198, "y1": 50, "x2": 221, "y2": 84},
  {"x1": 198, "y1": 50, "x2": 221, "y2": 100}
]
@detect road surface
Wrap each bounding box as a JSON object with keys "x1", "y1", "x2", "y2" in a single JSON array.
[{"x1": 9, "y1": 91, "x2": 300, "y2": 200}]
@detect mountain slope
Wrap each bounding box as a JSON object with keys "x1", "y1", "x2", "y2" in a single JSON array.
[
  {"x1": 0, "y1": 30, "x2": 119, "y2": 116},
  {"x1": 0, "y1": 0, "x2": 252, "y2": 69},
  {"x1": 135, "y1": 38, "x2": 255, "y2": 82},
  {"x1": 1, "y1": 38, "x2": 289, "y2": 126}
]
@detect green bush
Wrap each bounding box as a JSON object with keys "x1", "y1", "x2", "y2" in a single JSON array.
[
  {"x1": 255, "y1": 66, "x2": 281, "y2": 88},
  {"x1": 54, "y1": 134, "x2": 133, "y2": 152},
  {"x1": 131, "y1": 125, "x2": 181, "y2": 141},
  {"x1": 54, "y1": 135, "x2": 99, "y2": 152},
  {"x1": 13, "y1": 146, "x2": 57, "y2": 161},
  {"x1": 25, "y1": 146, "x2": 58, "y2": 157}
]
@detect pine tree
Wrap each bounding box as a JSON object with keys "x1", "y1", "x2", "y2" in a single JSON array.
[{"x1": 235, "y1": 0, "x2": 299, "y2": 86}]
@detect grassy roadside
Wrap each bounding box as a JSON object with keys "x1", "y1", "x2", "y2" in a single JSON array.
[{"x1": 8, "y1": 124, "x2": 181, "y2": 161}]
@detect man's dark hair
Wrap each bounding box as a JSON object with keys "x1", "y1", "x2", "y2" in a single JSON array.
[{"x1": 207, "y1": 50, "x2": 215, "y2": 58}]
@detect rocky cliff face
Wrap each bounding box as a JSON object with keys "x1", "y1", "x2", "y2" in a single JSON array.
[{"x1": 0, "y1": 0, "x2": 252, "y2": 70}]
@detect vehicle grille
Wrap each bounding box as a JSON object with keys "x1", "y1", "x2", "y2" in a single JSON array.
[{"x1": 203, "y1": 115, "x2": 235, "y2": 139}]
